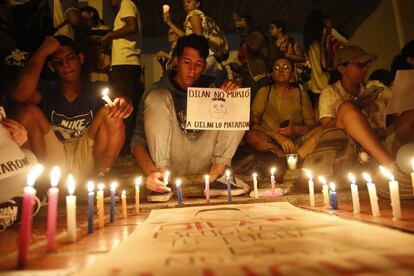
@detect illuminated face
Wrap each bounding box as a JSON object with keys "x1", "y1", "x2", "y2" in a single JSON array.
[
  {"x1": 48, "y1": 46, "x2": 83, "y2": 83},
  {"x1": 268, "y1": 24, "x2": 282, "y2": 38},
  {"x1": 339, "y1": 61, "x2": 370, "y2": 84},
  {"x1": 175, "y1": 47, "x2": 206, "y2": 90},
  {"x1": 183, "y1": 0, "x2": 200, "y2": 13},
  {"x1": 272, "y1": 58, "x2": 293, "y2": 83},
  {"x1": 209, "y1": 99, "x2": 227, "y2": 119}
]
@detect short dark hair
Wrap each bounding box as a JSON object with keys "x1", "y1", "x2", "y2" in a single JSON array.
[
  {"x1": 175, "y1": 34, "x2": 209, "y2": 60},
  {"x1": 271, "y1": 19, "x2": 287, "y2": 35},
  {"x1": 54, "y1": 35, "x2": 79, "y2": 53}
]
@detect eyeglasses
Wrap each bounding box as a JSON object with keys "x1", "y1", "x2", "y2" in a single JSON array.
[
  {"x1": 354, "y1": 61, "x2": 371, "y2": 69},
  {"x1": 272, "y1": 64, "x2": 292, "y2": 72}
]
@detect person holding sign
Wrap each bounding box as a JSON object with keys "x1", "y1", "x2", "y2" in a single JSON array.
[
  {"x1": 131, "y1": 34, "x2": 244, "y2": 200},
  {"x1": 10, "y1": 35, "x2": 132, "y2": 179},
  {"x1": 246, "y1": 57, "x2": 319, "y2": 159}
]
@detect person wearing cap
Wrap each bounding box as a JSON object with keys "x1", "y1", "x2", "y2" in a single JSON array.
[{"x1": 319, "y1": 45, "x2": 412, "y2": 198}]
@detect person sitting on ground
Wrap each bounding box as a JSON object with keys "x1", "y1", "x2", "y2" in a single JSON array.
[
  {"x1": 319, "y1": 45, "x2": 414, "y2": 197},
  {"x1": 10, "y1": 35, "x2": 132, "y2": 180},
  {"x1": 131, "y1": 34, "x2": 244, "y2": 200},
  {"x1": 245, "y1": 56, "x2": 319, "y2": 160}
]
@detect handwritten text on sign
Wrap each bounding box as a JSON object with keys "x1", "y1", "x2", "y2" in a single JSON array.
[{"x1": 186, "y1": 87, "x2": 250, "y2": 130}]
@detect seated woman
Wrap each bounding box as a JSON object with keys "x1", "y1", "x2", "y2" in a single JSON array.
[{"x1": 245, "y1": 57, "x2": 319, "y2": 159}]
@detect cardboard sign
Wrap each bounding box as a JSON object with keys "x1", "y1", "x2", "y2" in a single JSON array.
[
  {"x1": 78, "y1": 202, "x2": 414, "y2": 275},
  {"x1": 186, "y1": 87, "x2": 250, "y2": 130},
  {"x1": 386, "y1": 70, "x2": 414, "y2": 114}
]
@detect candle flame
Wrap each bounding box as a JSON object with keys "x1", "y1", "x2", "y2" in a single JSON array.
[
  {"x1": 122, "y1": 190, "x2": 126, "y2": 196},
  {"x1": 252, "y1": 172, "x2": 258, "y2": 178},
  {"x1": 270, "y1": 167, "x2": 276, "y2": 175},
  {"x1": 110, "y1": 182, "x2": 118, "y2": 191},
  {"x1": 50, "y1": 166, "x2": 61, "y2": 187},
  {"x1": 225, "y1": 169, "x2": 231, "y2": 177},
  {"x1": 176, "y1": 179, "x2": 181, "y2": 187},
  {"x1": 163, "y1": 171, "x2": 170, "y2": 184},
  {"x1": 135, "y1": 176, "x2": 142, "y2": 186},
  {"x1": 204, "y1": 175, "x2": 209, "y2": 181},
  {"x1": 27, "y1": 164, "x2": 44, "y2": 187},
  {"x1": 330, "y1": 182, "x2": 336, "y2": 192},
  {"x1": 379, "y1": 166, "x2": 395, "y2": 181},
  {"x1": 98, "y1": 183, "x2": 105, "y2": 191},
  {"x1": 162, "y1": 4, "x2": 170, "y2": 13},
  {"x1": 87, "y1": 181, "x2": 94, "y2": 192},
  {"x1": 348, "y1": 173, "x2": 356, "y2": 184},
  {"x1": 318, "y1": 176, "x2": 326, "y2": 185},
  {"x1": 362, "y1": 172, "x2": 372, "y2": 183},
  {"x1": 102, "y1": 87, "x2": 109, "y2": 97},
  {"x1": 303, "y1": 168, "x2": 312, "y2": 180},
  {"x1": 67, "y1": 174, "x2": 75, "y2": 195}
]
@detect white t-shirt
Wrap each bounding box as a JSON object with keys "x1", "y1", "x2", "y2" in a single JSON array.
[
  {"x1": 319, "y1": 81, "x2": 354, "y2": 120},
  {"x1": 111, "y1": 0, "x2": 142, "y2": 66}
]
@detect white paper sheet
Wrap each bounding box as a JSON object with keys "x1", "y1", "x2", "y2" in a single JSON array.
[{"x1": 386, "y1": 70, "x2": 414, "y2": 114}]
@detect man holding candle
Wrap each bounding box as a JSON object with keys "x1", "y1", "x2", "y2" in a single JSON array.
[
  {"x1": 131, "y1": 35, "x2": 244, "y2": 200},
  {"x1": 10, "y1": 35, "x2": 133, "y2": 179}
]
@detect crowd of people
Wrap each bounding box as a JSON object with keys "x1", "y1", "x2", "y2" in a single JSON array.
[{"x1": 1, "y1": 0, "x2": 414, "y2": 230}]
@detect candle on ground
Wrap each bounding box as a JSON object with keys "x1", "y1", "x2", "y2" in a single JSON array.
[
  {"x1": 162, "y1": 4, "x2": 170, "y2": 14},
  {"x1": 176, "y1": 179, "x2": 184, "y2": 205},
  {"x1": 348, "y1": 173, "x2": 360, "y2": 214},
  {"x1": 47, "y1": 166, "x2": 60, "y2": 251},
  {"x1": 163, "y1": 170, "x2": 170, "y2": 186},
  {"x1": 135, "y1": 176, "x2": 141, "y2": 214},
  {"x1": 87, "y1": 181, "x2": 94, "y2": 234},
  {"x1": 286, "y1": 154, "x2": 298, "y2": 170},
  {"x1": 363, "y1": 172, "x2": 380, "y2": 217},
  {"x1": 318, "y1": 176, "x2": 329, "y2": 208},
  {"x1": 226, "y1": 170, "x2": 232, "y2": 202},
  {"x1": 18, "y1": 164, "x2": 43, "y2": 269},
  {"x1": 252, "y1": 173, "x2": 259, "y2": 199},
  {"x1": 110, "y1": 182, "x2": 117, "y2": 223},
  {"x1": 66, "y1": 174, "x2": 77, "y2": 242},
  {"x1": 121, "y1": 190, "x2": 127, "y2": 219},
  {"x1": 303, "y1": 169, "x2": 315, "y2": 207},
  {"x1": 380, "y1": 166, "x2": 401, "y2": 220},
  {"x1": 101, "y1": 88, "x2": 113, "y2": 106},
  {"x1": 270, "y1": 167, "x2": 276, "y2": 198},
  {"x1": 97, "y1": 183, "x2": 105, "y2": 228},
  {"x1": 329, "y1": 182, "x2": 338, "y2": 210},
  {"x1": 204, "y1": 175, "x2": 210, "y2": 202}
]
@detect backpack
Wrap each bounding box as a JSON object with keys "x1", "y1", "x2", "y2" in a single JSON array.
[{"x1": 205, "y1": 16, "x2": 229, "y2": 63}]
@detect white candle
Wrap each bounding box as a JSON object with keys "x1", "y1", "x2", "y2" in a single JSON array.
[
  {"x1": 162, "y1": 4, "x2": 170, "y2": 14},
  {"x1": 270, "y1": 167, "x2": 276, "y2": 198},
  {"x1": 363, "y1": 172, "x2": 380, "y2": 217},
  {"x1": 66, "y1": 174, "x2": 77, "y2": 242},
  {"x1": 318, "y1": 176, "x2": 329, "y2": 208},
  {"x1": 163, "y1": 170, "x2": 170, "y2": 186},
  {"x1": 348, "y1": 173, "x2": 360, "y2": 214},
  {"x1": 252, "y1": 173, "x2": 259, "y2": 199},
  {"x1": 411, "y1": 158, "x2": 414, "y2": 195},
  {"x1": 380, "y1": 166, "x2": 401, "y2": 220},
  {"x1": 121, "y1": 190, "x2": 127, "y2": 219},
  {"x1": 304, "y1": 169, "x2": 315, "y2": 207},
  {"x1": 101, "y1": 88, "x2": 113, "y2": 106},
  {"x1": 286, "y1": 154, "x2": 298, "y2": 170},
  {"x1": 47, "y1": 166, "x2": 60, "y2": 251},
  {"x1": 97, "y1": 183, "x2": 105, "y2": 228},
  {"x1": 204, "y1": 175, "x2": 210, "y2": 202},
  {"x1": 135, "y1": 176, "x2": 141, "y2": 214}
]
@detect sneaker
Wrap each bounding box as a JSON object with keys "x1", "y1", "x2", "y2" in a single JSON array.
[
  {"x1": 0, "y1": 200, "x2": 18, "y2": 232},
  {"x1": 209, "y1": 175, "x2": 249, "y2": 197},
  {"x1": 147, "y1": 190, "x2": 172, "y2": 202}
]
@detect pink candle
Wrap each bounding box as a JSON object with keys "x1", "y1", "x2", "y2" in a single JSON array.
[
  {"x1": 46, "y1": 166, "x2": 61, "y2": 251},
  {"x1": 18, "y1": 164, "x2": 44, "y2": 269},
  {"x1": 204, "y1": 175, "x2": 210, "y2": 202}
]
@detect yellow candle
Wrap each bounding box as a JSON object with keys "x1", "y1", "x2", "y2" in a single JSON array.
[
  {"x1": 135, "y1": 176, "x2": 141, "y2": 214},
  {"x1": 303, "y1": 169, "x2": 315, "y2": 207},
  {"x1": 163, "y1": 170, "x2": 170, "y2": 186},
  {"x1": 121, "y1": 190, "x2": 127, "y2": 219},
  {"x1": 252, "y1": 173, "x2": 258, "y2": 199},
  {"x1": 66, "y1": 174, "x2": 76, "y2": 242},
  {"x1": 318, "y1": 176, "x2": 329, "y2": 208},
  {"x1": 97, "y1": 183, "x2": 105, "y2": 228}
]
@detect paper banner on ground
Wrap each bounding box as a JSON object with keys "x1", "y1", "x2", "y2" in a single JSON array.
[
  {"x1": 78, "y1": 202, "x2": 414, "y2": 275},
  {"x1": 186, "y1": 87, "x2": 250, "y2": 130},
  {"x1": 386, "y1": 70, "x2": 414, "y2": 114}
]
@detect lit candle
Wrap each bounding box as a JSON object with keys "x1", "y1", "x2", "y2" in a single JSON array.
[
  {"x1": 380, "y1": 166, "x2": 401, "y2": 220},
  {"x1": 270, "y1": 167, "x2": 276, "y2": 198},
  {"x1": 87, "y1": 181, "x2": 94, "y2": 234},
  {"x1": 162, "y1": 4, "x2": 170, "y2": 14},
  {"x1": 303, "y1": 169, "x2": 315, "y2": 207},
  {"x1": 348, "y1": 173, "x2": 360, "y2": 214},
  {"x1": 329, "y1": 182, "x2": 338, "y2": 210},
  {"x1": 163, "y1": 170, "x2": 170, "y2": 186},
  {"x1": 101, "y1": 88, "x2": 113, "y2": 106},
  {"x1": 121, "y1": 190, "x2": 127, "y2": 219},
  {"x1": 135, "y1": 176, "x2": 141, "y2": 214},
  {"x1": 66, "y1": 174, "x2": 77, "y2": 242},
  {"x1": 252, "y1": 173, "x2": 259, "y2": 199},
  {"x1": 318, "y1": 176, "x2": 329, "y2": 208},
  {"x1": 204, "y1": 175, "x2": 210, "y2": 203},
  {"x1": 47, "y1": 166, "x2": 60, "y2": 251},
  {"x1": 97, "y1": 183, "x2": 105, "y2": 228},
  {"x1": 363, "y1": 172, "x2": 380, "y2": 217},
  {"x1": 18, "y1": 164, "x2": 43, "y2": 269},
  {"x1": 411, "y1": 158, "x2": 414, "y2": 195},
  {"x1": 226, "y1": 170, "x2": 232, "y2": 202},
  {"x1": 286, "y1": 154, "x2": 298, "y2": 170},
  {"x1": 110, "y1": 182, "x2": 117, "y2": 224},
  {"x1": 176, "y1": 179, "x2": 184, "y2": 205}
]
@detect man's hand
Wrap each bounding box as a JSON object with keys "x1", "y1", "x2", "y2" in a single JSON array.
[
  {"x1": 278, "y1": 125, "x2": 295, "y2": 137},
  {"x1": 274, "y1": 134, "x2": 295, "y2": 153},
  {"x1": 146, "y1": 171, "x2": 172, "y2": 193},
  {"x1": 354, "y1": 93, "x2": 379, "y2": 109},
  {"x1": 163, "y1": 11, "x2": 171, "y2": 23},
  {"x1": 220, "y1": 80, "x2": 240, "y2": 93},
  {"x1": 106, "y1": 97, "x2": 133, "y2": 119},
  {"x1": 1, "y1": 118, "x2": 27, "y2": 146},
  {"x1": 39, "y1": 36, "x2": 61, "y2": 56}
]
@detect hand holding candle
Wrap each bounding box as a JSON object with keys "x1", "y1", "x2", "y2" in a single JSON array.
[
  {"x1": 204, "y1": 175, "x2": 210, "y2": 202},
  {"x1": 47, "y1": 166, "x2": 60, "y2": 251},
  {"x1": 303, "y1": 169, "x2": 315, "y2": 207},
  {"x1": 121, "y1": 190, "x2": 127, "y2": 219},
  {"x1": 135, "y1": 176, "x2": 141, "y2": 214},
  {"x1": 380, "y1": 166, "x2": 401, "y2": 220},
  {"x1": 270, "y1": 167, "x2": 276, "y2": 198},
  {"x1": 66, "y1": 174, "x2": 77, "y2": 242},
  {"x1": 101, "y1": 88, "x2": 113, "y2": 106},
  {"x1": 252, "y1": 173, "x2": 259, "y2": 199},
  {"x1": 87, "y1": 181, "x2": 94, "y2": 234},
  {"x1": 363, "y1": 172, "x2": 380, "y2": 217},
  {"x1": 348, "y1": 173, "x2": 360, "y2": 214}
]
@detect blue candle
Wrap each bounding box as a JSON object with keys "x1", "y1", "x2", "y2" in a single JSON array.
[
  {"x1": 87, "y1": 181, "x2": 94, "y2": 234},
  {"x1": 110, "y1": 182, "x2": 117, "y2": 223},
  {"x1": 176, "y1": 179, "x2": 184, "y2": 205},
  {"x1": 226, "y1": 170, "x2": 232, "y2": 202},
  {"x1": 329, "y1": 182, "x2": 338, "y2": 210}
]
